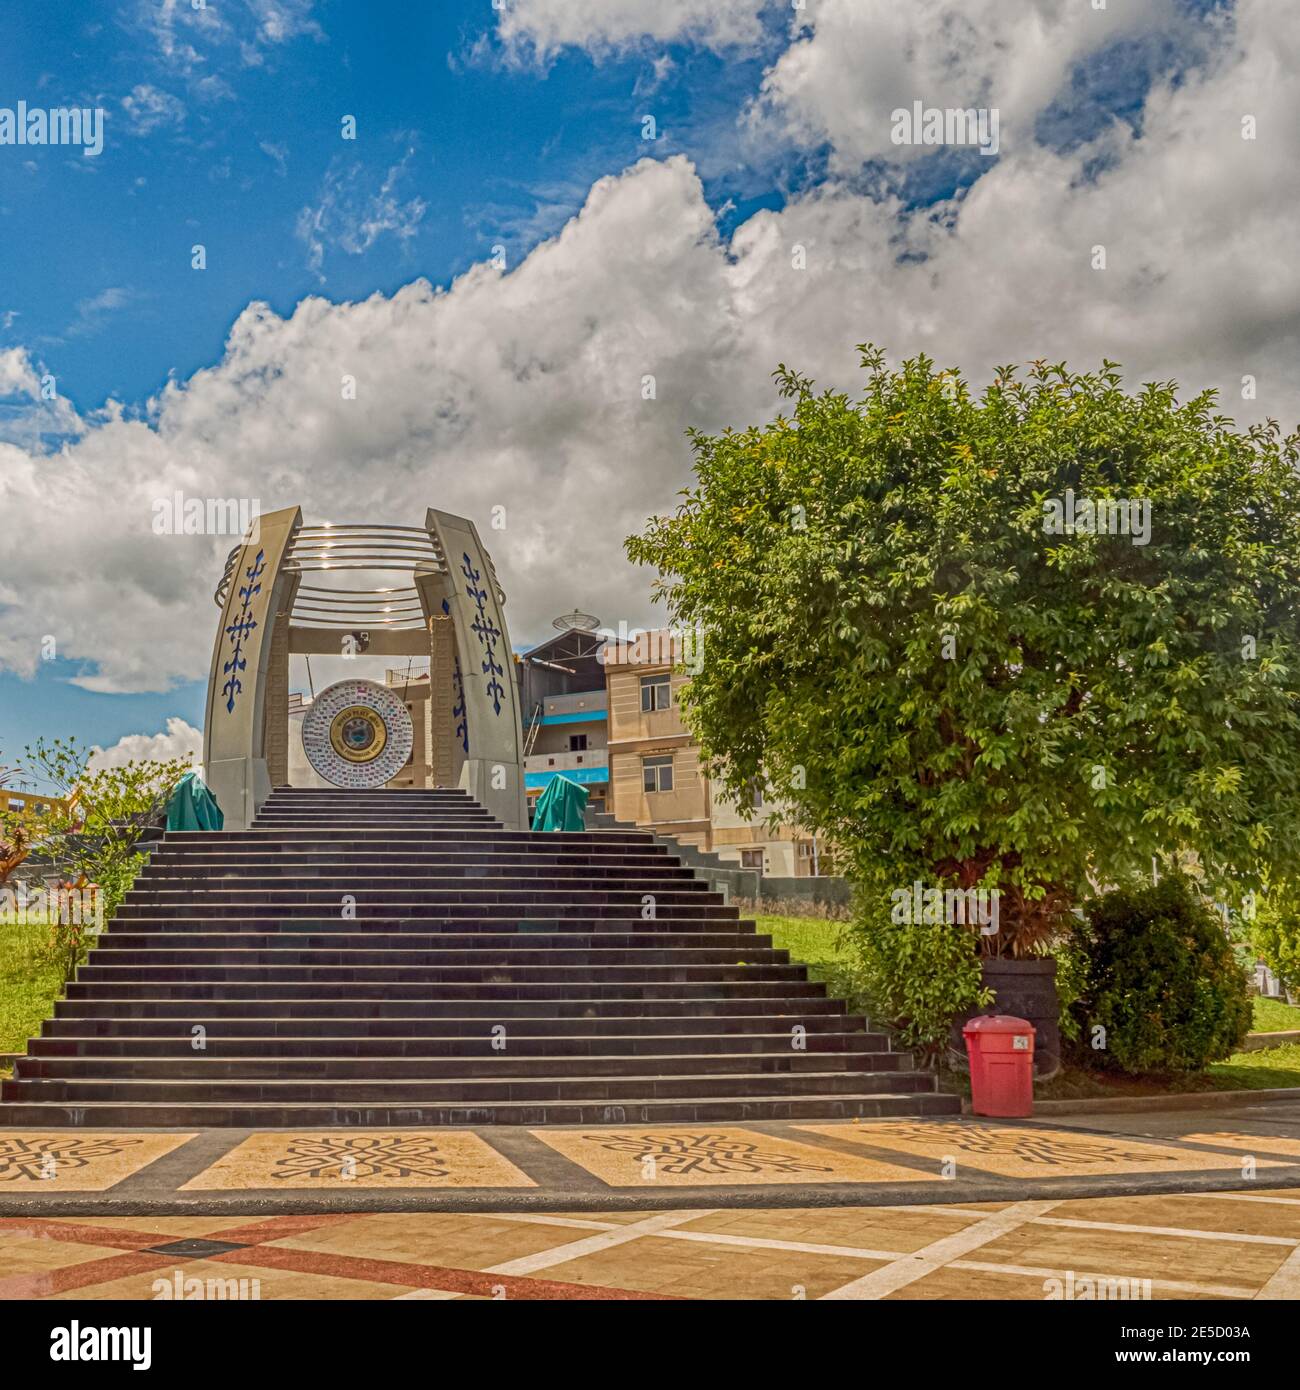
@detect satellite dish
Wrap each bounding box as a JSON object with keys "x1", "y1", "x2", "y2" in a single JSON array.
[{"x1": 552, "y1": 609, "x2": 600, "y2": 632}]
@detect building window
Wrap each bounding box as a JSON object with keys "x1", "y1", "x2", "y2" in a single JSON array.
[
  {"x1": 797, "y1": 840, "x2": 814, "y2": 859},
  {"x1": 642, "y1": 754, "x2": 674, "y2": 793},
  {"x1": 569, "y1": 734, "x2": 588, "y2": 751},
  {"x1": 640, "y1": 675, "x2": 671, "y2": 712},
  {"x1": 749, "y1": 779, "x2": 765, "y2": 810},
  {"x1": 740, "y1": 849, "x2": 764, "y2": 870}
]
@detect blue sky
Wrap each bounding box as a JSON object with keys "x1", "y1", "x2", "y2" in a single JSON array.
[
  {"x1": 0, "y1": 1, "x2": 780, "y2": 415},
  {"x1": 0, "y1": 0, "x2": 782, "y2": 774},
  {"x1": 0, "y1": 0, "x2": 1291, "y2": 784}
]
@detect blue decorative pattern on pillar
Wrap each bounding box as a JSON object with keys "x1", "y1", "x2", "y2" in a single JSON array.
[
  {"x1": 460, "y1": 552, "x2": 505, "y2": 717},
  {"x1": 441, "y1": 597, "x2": 470, "y2": 753},
  {"x1": 222, "y1": 549, "x2": 265, "y2": 714}
]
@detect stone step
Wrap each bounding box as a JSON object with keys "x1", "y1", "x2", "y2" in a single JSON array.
[
  {"x1": 81, "y1": 917, "x2": 757, "y2": 935},
  {"x1": 253, "y1": 813, "x2": 500, "y2": 823},
  {"x1": 40, "y1": 1011, "x2": 869, "y2": 1038},
  {"x1": 53, "y1": 996, "x2": 849, "y2": 1019},
  {"x1": 112, "y1": 906, "x2": 744, "y2": 922},
  {"x1": 1, "y1": 1067, "x2": 935, "y2": 1104},
  {"x1": 88, "y1": 946, "x2": 790, "y2": 968},
  {"x1": 74, "y1": 962, "x2": 808, "y2": 985},
  {"x1": 28, "y1": 1028, "x2": 888, "y2": 1057},
  {"x1": 163, "y1": 830, "x2": 657, "y2": 845},
  {"x1": 13, "y1": 1050, "x2": 913, "y2": 1081},
  {"x1": 0, "y1": 1091, "x2": 962, "y2": 1126},
  {"x1": 67, "y1": 971, "x2": 822, "y2": 996},
  {"x1": 123, "y1": 885, "x2": 718, "y2": 903},
  {"x1": 94, "y1": 930, "x2": 769, "y2": 952},
  {"x1": 137, "y1": 865, "x2": 695, "y2": 883}
]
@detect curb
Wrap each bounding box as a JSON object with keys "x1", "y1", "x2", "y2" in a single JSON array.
[
  {"x1": 1243, "y1": 1030, "x2": 1300, "y2": 1051},
  {"x1": 1025, "y1": 1086, "x2": 1300, "y2": 1116},
  {"x1": 5, "y1": 1164, "x2": 1300, "y2": 1220}
]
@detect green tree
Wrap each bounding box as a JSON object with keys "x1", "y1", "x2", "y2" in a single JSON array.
[{"x1": 627, "y1": 349, "x2": 1300, "y2": 956}]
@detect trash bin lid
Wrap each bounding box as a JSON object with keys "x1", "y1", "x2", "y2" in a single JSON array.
[{"x1": 962, "y1": 1014, "x2": 1035, "y2": 1036}]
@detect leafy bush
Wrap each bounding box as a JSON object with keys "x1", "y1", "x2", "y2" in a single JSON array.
[
  {"x1": 21, "y1": 738, "x2": 189, "y2": 926},
  {"x1": 1069, "y1": 878, "x2": 1251, "y2": 1075},
  {"x1": 847, "y1": 904, "x2": 992, "y2": 1061}
]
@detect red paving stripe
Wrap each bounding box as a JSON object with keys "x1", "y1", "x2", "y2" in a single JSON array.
[
  {"x1": 211, "y1": 1243, "x2": 680, "y2": 1300},
  {"x1": 0, "y1": 1217, "x2": 177, "y2": 1251},
  {"x1": 214, "y1": 1213, "x2": 366, "y2": 1246},
  {"x1": 0, "y1": 1251, "x2": 172, "y2": 1301}
]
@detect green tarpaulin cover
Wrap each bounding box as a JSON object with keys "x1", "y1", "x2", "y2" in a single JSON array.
[
  {"x1": 166, "y1": 772, "x2": 224, "y2": 832},
  {"x1": 533, "y1": 774, "x2": 588, "y2": 832}
]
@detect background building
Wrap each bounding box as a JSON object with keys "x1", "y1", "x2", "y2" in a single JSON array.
[
  {"x1": 604, "y1": 629, "x2": 826, "y2": 876},
  {"x1": 517, "y1": 612, "x2": 609, "y2": 816},
  {"x1": 280, "y1": 617, "x2": 827, "y2": 871}
]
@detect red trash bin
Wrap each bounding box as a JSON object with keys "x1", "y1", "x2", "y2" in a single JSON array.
[{"x1": 963, "y1": 1014, "x2": 1035, "y2": 1118}]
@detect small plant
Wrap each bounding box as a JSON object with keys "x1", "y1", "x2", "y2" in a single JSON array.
[
  {"x1": 20, "y1": 738, "x2": 191, "y2": 928},
  {"x1": 847, "y1": 900, "x2": 992, "y2": 1062},
  {"x1": 1068, "y1": 877, "x2": 1252, "y2": 1075}
]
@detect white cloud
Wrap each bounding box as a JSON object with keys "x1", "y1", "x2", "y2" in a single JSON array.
[
  {"x1": 65, "y1": 288, "x2": 136, "y2": 340},
  {"x1": 0, "y1": 0, "x2": 1293, "y2": 702},
  {"x1": 751, "y1": 0, "x2": 1178, "y2": 170},
  {"x1": 297, "y1": 150, "x2": 428, "y2": 278},
  {"x1": 0, "y1": 347, "x2": 82, "y2": 446},
  {"x1": 246, "y1": 0, "x2": 323, "y2": 46},
  {"x1": 133, "y1": 0, "x2": 321, "y2": 75},
  {"x1": 121, "y1": 84, "x2": 186, "y2": 134},
  {"x1": 496, "y1": 0, "x2": 772, "y2": 57},
  {"x1": 87, "y1": 718, "x2": 203, "y2": 773},
  {"x1": 259, "y1": 140, "x2": 288, "y2": 176}
]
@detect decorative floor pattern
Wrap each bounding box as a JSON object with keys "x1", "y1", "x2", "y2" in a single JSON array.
[
  {"x1": 794, "y1": 1121, "x2": 1288, "y2": 1179},
  {"x1": 181, "y1": 1132, "x2": 535, "y2": 1191},
  {"x1": 1, "y1": 1105, "x2": 1298, "y2": 1208},
  {"x1": 530, "y1": 1127, "x2": 940, "y2": 1188},
  {"x1": 3, "y1": 1188, "x2": 1299, "y2": 1300},
  {"x1": 0, "y1": 1134, "x2": 197, "y2": 1191}
]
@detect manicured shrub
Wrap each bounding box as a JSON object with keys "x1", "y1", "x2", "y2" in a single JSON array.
[{"x1": 1069, "y1": 878, "x2": 1251, "y2": 1075}]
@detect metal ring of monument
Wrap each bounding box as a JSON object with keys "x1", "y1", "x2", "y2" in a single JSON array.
[{"x1": 202, "y1": 508, "x2": 527, "y2": 830}]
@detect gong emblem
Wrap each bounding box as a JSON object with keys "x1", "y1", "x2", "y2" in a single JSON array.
[{"x1": 301, "y1": 680, "x2": 413, "y2": 788}]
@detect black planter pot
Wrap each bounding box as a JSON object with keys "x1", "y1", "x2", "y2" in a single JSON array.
[{"x1": 953, "y1": 957, "x2": 1061, "y2": 1080}]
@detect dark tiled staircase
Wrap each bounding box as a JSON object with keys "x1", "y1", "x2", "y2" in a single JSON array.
[{"x1": 0, "y1": 788, "x2": 959, "y2": 1126}]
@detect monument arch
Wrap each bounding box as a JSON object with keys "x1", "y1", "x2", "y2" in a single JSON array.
[{"x1": 202, "y1": 506, "x2": 527, "y2": 829}]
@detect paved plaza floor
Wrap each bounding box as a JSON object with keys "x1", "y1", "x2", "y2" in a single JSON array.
[
  {"x1": 3, "y1": 1189, "x2": 1299, "y2": 1300},
  {"x1": 2, "y1": 1099, "x2": 1299, "y2": 1300}
]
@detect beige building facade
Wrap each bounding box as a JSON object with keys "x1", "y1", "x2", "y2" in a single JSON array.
[{"x1": 603, "y1": 630, "x2": 825, "y2": 876}]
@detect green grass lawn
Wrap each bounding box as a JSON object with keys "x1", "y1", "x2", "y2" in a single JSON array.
[
  {"x1": 0, "y1": 920, "x2": 66, "y2": 1078},
  {"x1": 1252, "y1": 996, "x2": 1300, "y2": 1033},
  {"x1": 762, "y1": 912, "x2": 1300, "y2": 1096},
  {"x1": 757, "y1": 914, "x2": 866, "y2": 1011}
]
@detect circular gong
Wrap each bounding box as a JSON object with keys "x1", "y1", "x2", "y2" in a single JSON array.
[{"x1": 301, "y1": 679, "x2": 413, "y2": 788}]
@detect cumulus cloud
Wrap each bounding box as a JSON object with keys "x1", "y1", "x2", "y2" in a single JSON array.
[
  {"x1": 87, "y1": 718, "x2": 203, "y2": 773},
  {"x1": 496, "y1": 0, "x2": 772, "y2": 57},
  {"x1": 0, "y1": 0, "x2": 1294, "y2": 701},
  {"x1": 0, "y1": 347, "x2": 82, "y2": 447},
  {"x1": 750, "y1": 0, "x2": 1178, "y2": 170}
]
